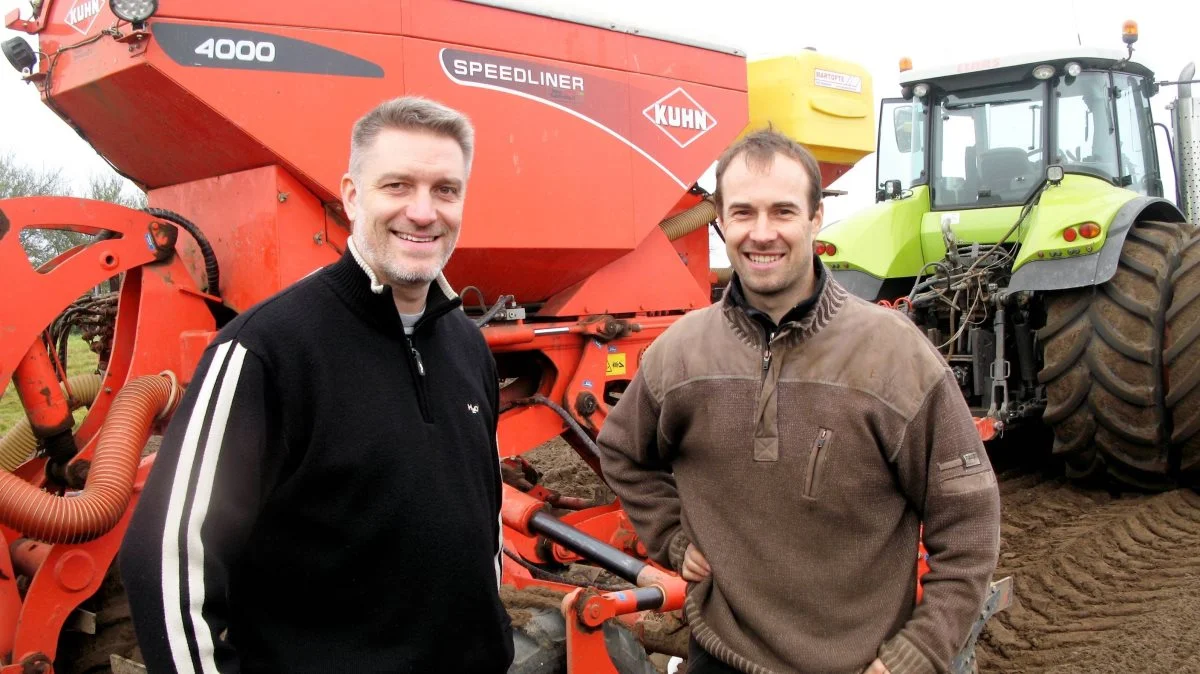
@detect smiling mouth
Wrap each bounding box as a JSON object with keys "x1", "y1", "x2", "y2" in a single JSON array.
[
  {"x1": 745, "y1": 253, "x2": 784, "y2": 265},
  {"x1": 392, "y1": 231, "x2": 438, "y2": 244}
]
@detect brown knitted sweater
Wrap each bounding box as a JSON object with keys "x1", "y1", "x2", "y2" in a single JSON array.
[{"x1": 595, "y1": 273, "x2": 1001, "y2": 674}]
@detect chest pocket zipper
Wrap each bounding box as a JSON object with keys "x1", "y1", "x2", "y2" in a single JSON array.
[{"x1": 804, "y1": 428, "x2": 833, "y2": 499}]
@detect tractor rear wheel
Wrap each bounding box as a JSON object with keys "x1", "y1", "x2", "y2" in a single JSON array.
[
  {"x1": 1168, "y1": 227, "x2": 1200, "y2": 480},
  {"x1": 1038, "y1": 220, "x2": 1195, "y2": 490},
  {"x1": 509, "y1": 607, "x2": 657, "y2": 674}
]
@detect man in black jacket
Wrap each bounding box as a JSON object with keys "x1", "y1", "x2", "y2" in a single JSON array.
[{"x1": 119, "y1": 97, "x2": 514, "y2": 673}]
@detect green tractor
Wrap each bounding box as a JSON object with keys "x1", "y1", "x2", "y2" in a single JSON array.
[{"x1": 821, "y1": 26, "x2": 1200, "y2": 490}]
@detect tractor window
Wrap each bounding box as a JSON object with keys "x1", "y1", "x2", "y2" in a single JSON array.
[
  {"x1": 932, "y1": 80, "x2": 1047, "y2": 210},
  {"x1": 1054, "y1": 72, "x2": 1122, "y2": 187},
  {"x1": 938, "y1": 114, "x2": 975, "y2": 185},
  {"x1": 1113, "y1": 73, "x2": 1159, "y2": 196}
]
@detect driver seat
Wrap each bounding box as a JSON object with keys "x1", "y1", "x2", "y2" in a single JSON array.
[{"x1": 977, "y1": 147, "x2": 1034, "y2": 195}]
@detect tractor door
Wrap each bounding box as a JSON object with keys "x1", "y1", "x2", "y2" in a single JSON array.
[{"x1": 877, "y1": 97, "x2": 928, "y2": 201}]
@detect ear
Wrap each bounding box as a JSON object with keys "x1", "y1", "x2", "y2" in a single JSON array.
[
  {"x1": 811, "y1": 200, "x2": 825, "y2": 233},
  {"x1": 340, "y1": 173, "x2": 359, "y2": 226}
]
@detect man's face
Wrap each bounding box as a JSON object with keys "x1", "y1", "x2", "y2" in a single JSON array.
[
  {"x1": 719, "y1": 152, "x2": 823, "y2": 302},
  {"x1": 341, "y1": 128, "x2": 467, "y2": 289}
]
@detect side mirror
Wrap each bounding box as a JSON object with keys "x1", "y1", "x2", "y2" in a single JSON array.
[{"x1": 893, "y1": 105, "x2": 913, "y2": 153}]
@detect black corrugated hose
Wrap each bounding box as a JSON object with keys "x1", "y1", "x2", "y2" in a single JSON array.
[{"x1": 143, "y1": 208, "x2": 221, "y2": 296}]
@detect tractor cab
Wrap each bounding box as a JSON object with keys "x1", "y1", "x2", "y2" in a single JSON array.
[
  {"x1": 817, "y1": 23, "x2": 1200, "y2": 493},
  {"x1": 880, "y1": 48, "x2": 1162, "y2": 210}
]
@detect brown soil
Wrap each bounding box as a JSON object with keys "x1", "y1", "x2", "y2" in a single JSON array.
[
  {"x1": 635, "y1": 611, "x2": 690, "y2": 659},
  {"x1": 54, "y1": 563, "x2": 141, "y2": 674},
  {"x1": 523, "y1": 437, "x2": 614, "y2": 506},
  {"x1": 977, "y1": 432, "x2": 1200, "y2": 672},
  {"x1": 500, "y1": 585, "x2": 569, "y2": 629}
]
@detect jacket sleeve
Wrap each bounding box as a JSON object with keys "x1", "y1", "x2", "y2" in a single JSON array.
[
  {"x1": 877, "y1": 370, "x2": 1002, "y2": 674},
  {"x1": 119, "y1": 339, "x2": 278, "y2": 674},
  {"x1": 595, "y1": 364, "x2": 691, "y2": 571}
]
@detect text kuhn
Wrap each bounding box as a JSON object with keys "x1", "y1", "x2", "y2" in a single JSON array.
[
  {"x1": 652, "y1": 103, "x2": 710, "y2": 131},
  {"x1": 66, "y1": 0, "x2": 101, "y2": 28}
]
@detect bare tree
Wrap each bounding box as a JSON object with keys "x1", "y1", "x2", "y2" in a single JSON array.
[
  {"x1": 0, "y1": 151, "x2": 67, "y2": 198},
  {"x1": 1, "y1": 152, "x2": 84, "y2": 268},
  {"x1": 1, "y1": 154, "x2": 147, "y2": 267},
  {"x1": 87, "y1": 172, "x2": 148, "y2": 210}
]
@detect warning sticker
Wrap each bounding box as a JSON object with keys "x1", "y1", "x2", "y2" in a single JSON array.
[{"x1": 606, "y1": 353, "x2": 627, "y2": 377}]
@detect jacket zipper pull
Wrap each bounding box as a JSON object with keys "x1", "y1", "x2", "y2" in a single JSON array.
[
  {"x1": 763, "y1": 348, "x2": 772, "y2": 372},
  {"x1": 806, "y1": 428, "x2": 830, "y2": 497},
  {"x1": 407, "y1": 337, "x2": 425, "y2": 376}
]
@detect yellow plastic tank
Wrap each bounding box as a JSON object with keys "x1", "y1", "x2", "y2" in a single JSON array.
[{"x1": 744, "y1": 51, "x2": 875, "y2": 168}]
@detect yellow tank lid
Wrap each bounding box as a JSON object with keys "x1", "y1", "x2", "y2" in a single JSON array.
[{"x1": 743, "y1": 51, "x2": 875, "y2": 169}]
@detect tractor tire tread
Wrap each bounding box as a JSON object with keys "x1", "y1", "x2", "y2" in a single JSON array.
[
  {"x1": 1167, "y1": 225, "x2": 1200, "y2": 474},
  {"x1": 1038, "y1": 291, "x2": 1090, "y2": 339},
  {"x1": 1038, "y1": 219, "x2": 1187, "y2": 489}
]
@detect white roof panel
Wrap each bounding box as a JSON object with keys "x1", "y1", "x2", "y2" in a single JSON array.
[{"x1": 900, "y1": 47, "x2": 1143, "y2": 85}]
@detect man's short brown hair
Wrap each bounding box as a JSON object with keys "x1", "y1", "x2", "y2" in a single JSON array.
[
  {"x1": 713, "y1": 128, "x2": 823, "y2": 214},
  {"x1": 349, "y1": 96, "x2": 475, "y2": 178}
]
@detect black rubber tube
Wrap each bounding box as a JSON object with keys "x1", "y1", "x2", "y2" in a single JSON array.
[
  {"x1": 631, "y1": 586, "x2": 667, "y2": 611},
  {"x1": 501, "y1": 548, "x2": 629, "y2": 592},
  {"x1": 529, "y1": 510, "x2": 646, "y2": 584},
  {"x1": 510, "y1": 394, "x2": 600, "y2": 459},
  {"x1": 143, "y1": 208, "x2": 220, "y2": 296}
]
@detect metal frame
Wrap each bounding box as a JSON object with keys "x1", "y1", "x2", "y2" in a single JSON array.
[{"x1": 927, "y1": 79, "x2": 1052, "y2": 213}]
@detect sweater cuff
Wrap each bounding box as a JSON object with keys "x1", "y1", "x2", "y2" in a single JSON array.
[
  {"x1": 878, "y1": 634, "x2": 936, "y2": 674},
  {"x1": 666, "y1": 529, "x2": 691, "y2": 572}
]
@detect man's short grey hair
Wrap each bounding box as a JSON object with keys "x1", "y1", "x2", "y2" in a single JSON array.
[{"x1": 348, "y1": 96, "x2": 475, "y2": 177}]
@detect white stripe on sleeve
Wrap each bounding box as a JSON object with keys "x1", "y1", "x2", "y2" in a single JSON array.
[
  {"x1": 186, "y1": 343, "x2": 248, "y2": 674},
  {"x1": 161, "y1": 341, "x2": 233, "y2": 674}
]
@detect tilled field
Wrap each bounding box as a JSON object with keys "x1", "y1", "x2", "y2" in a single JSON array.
[
  {"x1": 977, "y1": 436, "x2": 1200, "y2": 672},
  {"x1": 526, "y1": 434, "x2": 1200, "y2": 672}
]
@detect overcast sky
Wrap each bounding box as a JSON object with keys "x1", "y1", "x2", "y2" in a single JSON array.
[{"x1": 2, "y1": 0, "x2": 1196, "y2": 264}]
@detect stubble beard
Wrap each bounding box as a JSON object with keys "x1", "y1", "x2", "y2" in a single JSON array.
[
  {"x1": 353, "y1": 214, "x2": 456, "y2": 286},
  {"x1": 736, "y1": 256, "x2": 798, "y2": 297}
]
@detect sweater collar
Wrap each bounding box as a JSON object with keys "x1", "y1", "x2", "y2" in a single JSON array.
[
  {"x1": 721, "y1": 256, "x2": 847, "y2": 348},
  {"x1": 348, "y1": 236, "x2": 387, "y2": 295},
  {"x1": 727, "y1": 255, "x2": 828, "y2": 332},
  {"x1": 323, "y1": 241, "x2": 462, "y2": 336}
]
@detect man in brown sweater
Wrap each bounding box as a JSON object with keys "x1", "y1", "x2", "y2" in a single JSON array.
[{"x1": 595, "y1": 129, "x2": 1002, "y2": 674}]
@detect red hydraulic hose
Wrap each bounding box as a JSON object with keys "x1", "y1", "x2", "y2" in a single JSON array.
[{"x1": 0, "y1": 374, "x2": 180, "y2": 543}]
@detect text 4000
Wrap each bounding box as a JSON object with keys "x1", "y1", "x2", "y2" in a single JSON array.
[{"x1": 195, "y1": 38, "x2": 276, "y2": 63}]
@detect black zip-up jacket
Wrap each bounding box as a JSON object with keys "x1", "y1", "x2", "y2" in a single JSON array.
[{"x1": 119, "y1": 247, "x2": 514, "y2": 673}]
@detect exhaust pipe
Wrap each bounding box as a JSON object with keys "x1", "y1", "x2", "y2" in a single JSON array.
[
  {"x1": 1171, "y1": 62, "x2": 1199, "y2": 224},
  {"x1": 0, "y1": 374, "x2": 180, "y2": 543}
]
